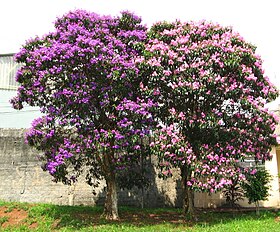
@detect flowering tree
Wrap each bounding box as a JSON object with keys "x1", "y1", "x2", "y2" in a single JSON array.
[
  {"x1": 139, "y1": 20, "x2": 279, "y2": 216},
  {"x1": 11, "y1": 10, "x2": 155, "y2": 220}
]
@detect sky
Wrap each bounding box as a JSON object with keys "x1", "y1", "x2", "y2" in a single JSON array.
[
  {"x1": 0, "y1": 0, "x2": 279, "y2": 127},
  {"x1": 0, "y1": 0, "x2": 279, "y2": 85}
]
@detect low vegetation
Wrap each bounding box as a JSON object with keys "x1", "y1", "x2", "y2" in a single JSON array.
[{"x1": 0, "y1": 201, "x2": 280, "y2": 231}]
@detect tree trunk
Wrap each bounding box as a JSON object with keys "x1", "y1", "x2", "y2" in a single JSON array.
[
  {"x1": 255, "y1": 201, "x2": 260, "y2": 216},
  {"x1": 183, "y1": 185, "x2": 195, "y2": 216},
  {"x1": 104, "y1": 173, "x2": 119, "y2": 220},
  {"x1": 181, "y1": 166, "x2": 195, "y2": 218},
  {"x1": 102, "y1": 148, "x2": 119, "y2": 220}
]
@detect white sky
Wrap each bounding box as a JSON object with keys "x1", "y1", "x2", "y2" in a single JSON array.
[{"x1": 1, "y1": 0, "x2": 279, "y2": 86}]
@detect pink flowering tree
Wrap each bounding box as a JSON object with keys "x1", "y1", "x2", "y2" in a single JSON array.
[
  {"x1": 139, "y1": 21, "x2": 279, "y2": 216},
  {"x1": 11, "y1": 10, "x2": 156, "y2": 220}
]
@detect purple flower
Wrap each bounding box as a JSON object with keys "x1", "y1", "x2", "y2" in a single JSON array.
[{"x1": 133, "y1": 145, "x2": 141, "y2": 150}]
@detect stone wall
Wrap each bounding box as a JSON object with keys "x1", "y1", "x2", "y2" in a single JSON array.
[{"x1": 0, "y1": 128, "x2": 183, "y2": 208}]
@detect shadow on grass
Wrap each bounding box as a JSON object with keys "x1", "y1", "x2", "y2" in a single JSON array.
[
  {"x1": 193, "y1": 209, "x2": 280, "y2": 229},
  {"x1": 26, "y1": 203, "x2": 280, "y2": 231},
  {"x1": 1, "y1": 200, "x2": 279, "y2": 231},
  {"x1": 27, "y1": 204, "x2": 103, "y2": 230}
]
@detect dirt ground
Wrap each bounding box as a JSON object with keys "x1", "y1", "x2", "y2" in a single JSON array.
[{"x1": 0, "y1": 206, "x2": 30, "y2": 228}]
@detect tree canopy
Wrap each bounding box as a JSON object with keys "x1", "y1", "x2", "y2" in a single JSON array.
[
  {"x1": 138, "y1": 20, "x2": 279, "y2": 214},
  {"x1": 11, "y1": 11, "x2": 279, "y2": 219},
  {"x1": 11, "y1": 10, "x2": 155, "y2": 220}
]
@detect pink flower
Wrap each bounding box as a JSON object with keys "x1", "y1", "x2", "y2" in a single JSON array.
[
  {"x1": 163, "y1": 70, "x2": 172, "y2": 76},
  {"x1": 134, "y1": 145, "x2": 141, "y2": 150},
  {"x1": 218, "y1": 120, "x2": 223, "y2": 125},
  {"x1": 147, "y1": 57, "x2": 161, "y2": 66},
  {"x1": 179, "y1": 147, "x2": 185, "y2": 152},
  {"x1": 153, "y1": 89, "x2": 161, "y2": 95},
  {"x1": 178, "y1": 112, "x2": 185, "y2": 119},
  {"x1": 187, "y1": 181, "x2": 192, "y2": 186},
  {"x1": 169, "y1": 108, "x2": 176, "y2": 115},
  {"x1": 192, "y1": 82, "x2": 200, "y2": 89},
  {"x1": 250, "y1": 169, "x2": 257, "y2": 175}
]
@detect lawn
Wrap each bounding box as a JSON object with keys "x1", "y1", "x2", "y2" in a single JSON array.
[{"x1": 0, "y1": 201, "x2": 279, "y2": 231}]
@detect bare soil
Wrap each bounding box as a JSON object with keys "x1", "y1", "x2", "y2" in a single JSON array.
[{"x1": 0, "y1": 206, "x2": 38, "y2": 229}]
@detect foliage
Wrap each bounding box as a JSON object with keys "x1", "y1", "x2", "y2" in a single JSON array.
[
  {"x1": 139, "y1": 20, "x2": 279, "y2": 195},
  {"x1": 10, "y1": 9, "x2": 157, "y2": 220},
  {"x1": 11, "y1": 10, "x2": 155, "y2": 188},
  {"x1": 222, "y1": 176, "x2": 244, "y2": 208},
  {"x1": 10, "y1": 9, "x2": 279, "y2": 218},
  {"x1": 242, "y1": 167, "x2": 271, "y2": 205},
  {"x1": 116, "y1": 158, "x2": 150, "y2": 190}
]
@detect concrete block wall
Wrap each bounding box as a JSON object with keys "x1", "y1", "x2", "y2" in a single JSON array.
[
  {"x1": 1, "y1": 128, "x2": 279, "y2": 209},
  {"x1": 0, "y1": 128, "x2": 183, "y2": 208}
]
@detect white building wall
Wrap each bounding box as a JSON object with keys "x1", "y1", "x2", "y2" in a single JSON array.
[
  {"x1": 0, "y1": 90, "x2": 41, "y2": 128},
  {"x1": 0, "y1": 54, "x2": 40, "y2": 128},
  {"x1": 0, "y1": 54, "x2": 20, "y2": 90},
  {"x1": 262, "y1": 147, "x2": 280, "y2": 207}
]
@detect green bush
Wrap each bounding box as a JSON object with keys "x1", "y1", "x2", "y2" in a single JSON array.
[
  {"x1": 242, "y1": 167, "x2": 271, "y2": 215},
  {"x1": 222, "y1": 177, "x2": 244, "y2": 208}
]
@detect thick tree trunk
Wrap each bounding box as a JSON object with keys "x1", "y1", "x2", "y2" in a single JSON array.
[
  {"x1": 102, "y1": 148, "x2": 119, "y2": 220},
  {"x1": 181, "y1": 166, "x2": 195, "y2": 218},
  {"x1": 183, "y1": 186, "x2": 195, "y2": 216},
  {"x1": 103, "y1": 173, "x2": 119, "y2": 220}
]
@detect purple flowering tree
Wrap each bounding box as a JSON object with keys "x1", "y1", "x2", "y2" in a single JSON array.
[
  {"x1": 11, "y1": 10, "x2": 155, "y2": 220},
  {"x1": 139, "y1": 21, "x2": 279, "y2": 216}
]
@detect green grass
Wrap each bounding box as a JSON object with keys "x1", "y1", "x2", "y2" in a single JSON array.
[
  {"x1": 0, "y1": 216, "x2": 9, "y2": 226},
  {"x1": 0, "y1": 200, "x2": 279, "y2": 231}
]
